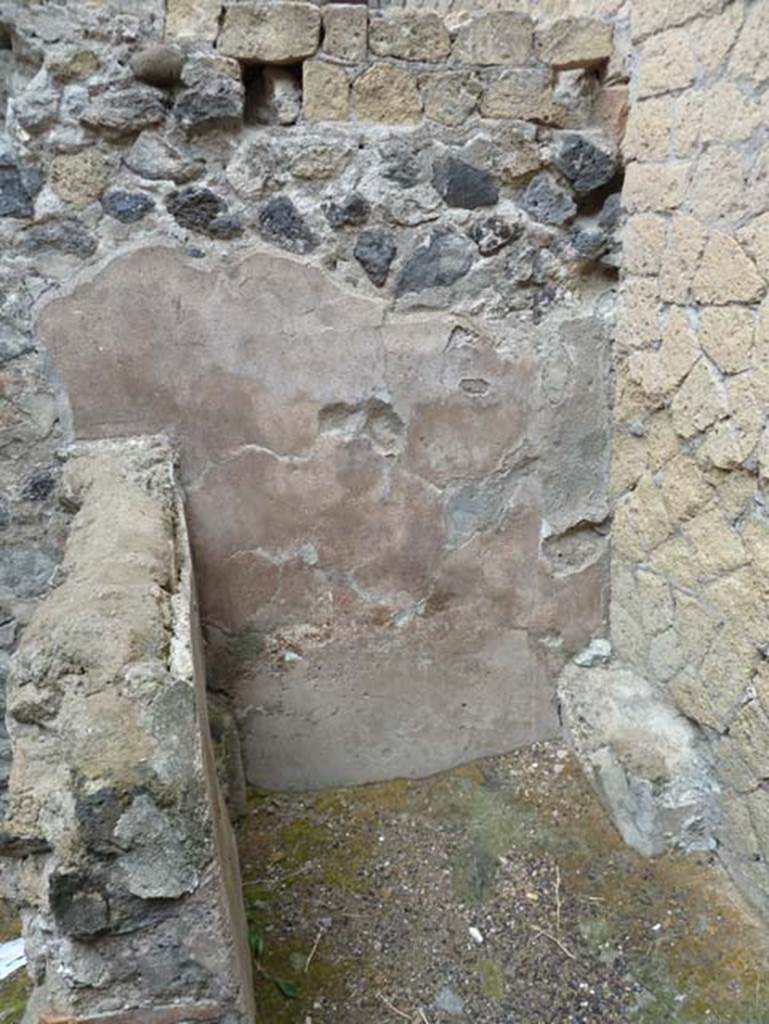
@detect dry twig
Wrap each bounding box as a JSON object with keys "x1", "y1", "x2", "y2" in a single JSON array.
[
  {"x1": 304, "y1": 928, "x2": 323, "y2": 973},
  {"x1": 555, "y1": 864, "x2": 562, "y2": 935},
  {"x1": 377, "y1": 992, "x2": 414, "y2": 1021},
  {"x1": 530, "y1": 923, "x2": 576, "y2": 960}
]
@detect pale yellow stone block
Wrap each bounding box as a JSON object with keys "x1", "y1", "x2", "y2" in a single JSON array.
[
  {"x1": 672, "y1": 90, "x2": 704, "y2": 157},
  {"x1": 303, "y1": 61, "x2": 349, "y2": 122},
  {"x1": 707, "y1": 468, "x2": 758, "y2": 520},
  {"x1": 614, "y1": 276, "x2": 661, "y2": 355},
  {"x1": 627, "y1": 308, "x2": 699, "y2": 404},
  {"x1": 737, "y1": 213, "x2": 769, "y2": 282},
  {"x1": 658, "y1": 454, "x2": 711, "y2": 521},
  {"x1": 219, "y1": 2, "x2": 321, "y2": 63},
  {"x1": 622, "y1": 213, "x2": 666, "y2": 275},
  {"x1": 50, "y1": 147, "x2": 108, "y2": 207},
  {"x1": 369, "y1": 12, "x2": 450, "y2": 62},
  {"x1": 648, "y1": 533, "x2": 701, "y2": 590},
  {"x1": 670, "y1": 359, "x2": 728, "y2": 440},
  {"x1": 695, "y1": 3, "x2": 744, "y2": 74},
  {"x1": 613, "y1": 473, "x2": 673, "y2": 558},
  {"x1": 701, "y1": 81, "x2": 762, "y2": 144},
  {"x1": 637, "y1": 568, "x2": 673, "y2": 637},
  {"x1": 742, "y1": 518, "x2": 769, "y2": 580},
  {"x1": 706, "y1": 568, "x2": 769, "y2": 645},
  {"x1": 166, "y1": 0, "x2": 221, "y2": 41},
  {"x1": 609, "y1": 432, "x2": 646, "y2": 499},
  {"x1": 687, "y1": 145, "x2": 747, "y2": 224},
  {"x1": 659, "y1": 213, "x2": 706, "y2": 303},
  {"x1": 352, "y1": 64, "x2": 422, "y2": 124},
  {"x1": 480, "y1": 68, "x2": 560, "y2": 122},
  {"x1": 535, "y1": 17, "x2": 613, "y2": 69},
  {"x1": 685, "y1": 505, "x2": 747, "y2": 576},
  {"x1": 453, "y1": 12, "x2": 534, "y2": 65},
  {"x1": 623, "y1": 161, "x2": 689, "y2": 213},
  {"x1": 638, "y1": 27, "x2": 696, "y2": 98},
  {"x1": 699, "y1": 306, "x2": 754, "y2": 375},
  {"x1": 693, "y1": 233, "x2": 765, "y2": 305},
  {"x1": 646, "y1": 412, "x2": 679, "y2": 469},
  {"x1": 622, "y1": 95, "x2": 673, "y2": 163},
  {"x1": 730, "y1": 0, "x2": 769, "y2": 83},
  {"x1": 322, "y1": 4, "x2": 367, "y2": 63}
]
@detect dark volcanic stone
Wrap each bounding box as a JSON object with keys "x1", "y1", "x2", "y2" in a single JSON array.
[
  {"x1": 0, "y1": 831, "x2": 52, "y2": 857},
  {"x1": 598, "y1": 192, "x2": 623, "y2": 230},
  {"x1": 167, "y1": 186, "x2": 242, "y2": 238},
  {"x1": 0, "y1": 163, "x2": 33, "y2": 218},
  {"x1": 396, "y1": 229, "x2": 474, "y2": 296},
  {"x1": 553, "y1": 134, "x2": 617, "y2": 195},
  {"x1": 520, "y1": 172, "x2": 576, "y2": 226},
  {"x1": 174, "y1": 76, "x2": 244, "y2": 132},
  {"x1": 432, "y1": 156, "x2": 498, "y2": 210},
  {"x1": 381, "y1": 144, "x2": 421, "y2": 188},
  {"x1": 354, "y1": 228, "x2": 397, "y2": 287},
  {"x1": 468, "y1": 215, "x2": 522, "y2": 256},
  {"x1": 22, "y1": 218, "x2": 98, "y2": 257},
  {"x1": 130, "y1": 45, "x2": 183, "y2": 88},
  {"x1": 259, "y1": 196, "x2": 316, "y2": 254},
  {"x1": 82, "y1": 85, "x2": 169, "y2": 136},
  {"x1": 571, "y1": 226, "x2": 607, "y2": 259},
  {"x1": 49, "y1": 871, "x2": 111, "y2": 938},
  {"x1": 102, "y1": 190, "x2": 155, "y2": 223},
  {"x1": 324, "y1": 193, "x2": 370, "y2": 228},
  {"x1": 22, "y1": 470, "x2": 55, "y2": 501}
]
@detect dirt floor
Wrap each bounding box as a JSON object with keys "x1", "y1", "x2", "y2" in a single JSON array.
[{"x1": 238, "y1": 742, "x2": 769, "y2": 1024}]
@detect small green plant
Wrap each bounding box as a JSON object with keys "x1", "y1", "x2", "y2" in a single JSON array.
[{"x1": 248, "y1": 924, "x2": 301, "y2": 1001}]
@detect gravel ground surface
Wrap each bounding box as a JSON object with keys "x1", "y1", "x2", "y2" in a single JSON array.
[{"x1": 238, "y1": 742, "x2": 769, "y2": 1024}]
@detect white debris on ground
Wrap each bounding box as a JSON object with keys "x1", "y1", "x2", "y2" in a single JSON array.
[{"x1": 0, "y1": 939, "x2": 25, "y2": 981}]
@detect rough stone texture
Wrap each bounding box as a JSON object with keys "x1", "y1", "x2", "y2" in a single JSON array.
[
  {"x1": 609, "y1": 0, "x2": 769, "y2": 921},
  {"x1": 0, "y1": 0, "x2": 631, "y2": 940},
  {"x1": 354, "y1": 228, "x2": 397, "y2": 287},
  {"x1": 165, "y1": 0, "x2": 220, "y2": 41},
  {"x1": 535, "y1": 17, "x2": 613, "y2": 69},
  {"x1": 81, "y1": 86, "x2": 169, "y2": 138},
  {"x1": 353, "y1": 64, "x2": 422, "y2": 124},
  {"x1": 432, "y1": 156, "x2": 499, "y2": 210},
  {"x1": 50, "y1": 148, "x2": 109, "y2": 208},
  {"x1": 421, "y1": 71, "x2": 481, "y2": 127},
  {"x1": 250, "y1": 66, "x2": 303, "y2": 126},
  {"x1": 323, "y1": 4, "x2": 368, "y2": 63},
  {"x1": 218, "y1": 2, "x2": 321, "y2": 64},
  {"x1": 480, "y1": 68, "x2": 564, "y2": 123},
  {"x1": 452, "y1": 12, "x2": 534, "y2": 66},
  {"x1": 166, "y1": 186, "x2": 242, "y2": 239},
  {"x1": 303, "y1": 61, "x2": 349, "y2": 123},
  {"x1": 559, "y1": 663, "x2": 719, "y2": 856},
  {"x1": 370, "y1": 13, "x2": 450, "y2": 63},
  {"x1": 553, "y1": 133, "x2": 617, "y2": 195},
  {"x1": 36, "y1": 249, "x2": 611, "y2": 789},
  {"x1": 2, "y1": 438, "x2": 254, "y2": 1022},
  {"x1": 102, "y1": 190, "x2": 155, "y2": 223}
]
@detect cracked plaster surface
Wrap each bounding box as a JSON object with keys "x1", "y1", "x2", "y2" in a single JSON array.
[{"x1": 36, "y1": 246, "x2": 609, "y2": 788}]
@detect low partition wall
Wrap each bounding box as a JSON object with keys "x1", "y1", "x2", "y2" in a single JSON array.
[{"x1": 0, "y1": 437, "x2": 254, "y2": 1023}]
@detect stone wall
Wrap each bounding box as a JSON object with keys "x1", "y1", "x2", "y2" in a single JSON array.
[
  {"x1": 2, "y1": 437, "x2": 254, "y2": 1023},
  {"x1": 0, "y1": 0, "x2": 624, "y2": 791},
  {"x1": 605, "y1": 0, "x2": 769, "y2": 914}
]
